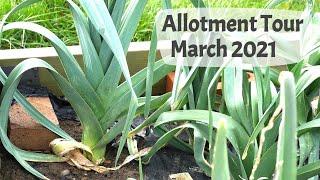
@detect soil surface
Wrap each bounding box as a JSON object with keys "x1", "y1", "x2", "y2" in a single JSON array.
[
  {"x1": 0, "y1": 120, "x2": 140, "y2": 180},
  {"x1": 0, "y1": 85, "x2": 209, "y2": 180}
]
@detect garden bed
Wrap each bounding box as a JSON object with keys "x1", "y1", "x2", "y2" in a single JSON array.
[
  {"x1": 3, "y1": 0, "x2": 320, "y2": 179},
  {"x1": 0, "y1": 84, "x2": 208, "y2": 180}
]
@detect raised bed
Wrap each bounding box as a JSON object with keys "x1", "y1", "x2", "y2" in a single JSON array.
[
  {"x1": 0, "y1": 83, "x2": 208, "y2": 179},
  {"x1": 0, "y1": 42, "x2": 167, "y2": 95},
  {"x1": 0, "y1": 41, "x2": 210, "y2": 179}
]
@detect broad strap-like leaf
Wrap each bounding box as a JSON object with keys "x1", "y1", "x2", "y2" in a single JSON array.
[
  {"x1": 0, "y1": 68, "x2": 72, "y2": 140},
  {"x1": 298, "y1": 118, "x2": 320, "y2": 136},
  {"x1": 93, "y1": 93, "x2": 172, "y2": 149},
  {"x1": 212, "y1": 120, "x2": 230, "y2": 180},
  {"x1": 77, "y1": 0, "x2": 133, "y2": 87},
  {"x1": 2, "y1": 22, "x2": 105, "y2": 119},
  {"x1": 144, "y1": 26, "x2": 157, "y2": 118},
  {"x1": 298, "y1": 161, "x2": 320, "y2": 180},
  {"x1": 253, "y1": 143, "x2": 277, "y2": 179},
  {"x1": 223, "y1": 67, "x2": 252, "y2": 133},
  {"x1": 100, "y1": 60, "x2": 174, "y2": 129},
  {"x1": 67, "y1": 0, "x2": 104, "y2": 90},
  {"x1": 274, "y1": 72, "x2": 297, "y2": 180},
  {"x1": 96, "y1": 0, "x2": 148, "y2": 105},
  {"x1": 0, "y1": 58, "x2": 104, "y2": 178},
  {"x1": 155, "y1": 110, "x2": 254, "y2": 175},
  {"x1": 72, "y1": 0, "x2": 141, "y2": 165}
]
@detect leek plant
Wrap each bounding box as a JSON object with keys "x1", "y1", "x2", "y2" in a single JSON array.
[
  {"x1": 0, "y1": 0, "x2": 174, "y2": 179},
  {"x1": 127, "y1": 0, "x2": 320, "y2": 179}
]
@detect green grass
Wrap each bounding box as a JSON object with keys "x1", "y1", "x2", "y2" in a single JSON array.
[
  {"x1": 0, "y1": 0, "x2": 76, "y2": 48},
  {"x1": 1, "y1": 0, "x2": 319, "y2": 49}
]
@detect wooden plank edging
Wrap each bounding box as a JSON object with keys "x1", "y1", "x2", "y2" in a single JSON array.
[{"x1": 0, "y1": 41, "x2": 168, "y2": 95}]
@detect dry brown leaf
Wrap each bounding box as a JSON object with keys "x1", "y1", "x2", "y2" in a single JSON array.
[
  {"x1": 169, "y1": 172, "x2": 193, "y2": 180},
  {"x1": 49, "y1": 138, "x2": 151, "y2": 174}
]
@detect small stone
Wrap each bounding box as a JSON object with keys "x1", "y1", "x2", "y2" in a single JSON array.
[
  {"x1": 104, "y1": 160, "x2": 111, "y2": 164},
  {"x1": 60, "y1": 169, "x2": 70, "y2": 176}
]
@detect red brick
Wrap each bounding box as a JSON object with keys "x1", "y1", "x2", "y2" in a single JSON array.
[
  {"x1": 9, "y1": 97, "x2": 59, "y2": 151},
  {"x1": 166, "y1": 72, "x2": 175, "y2": 92}
]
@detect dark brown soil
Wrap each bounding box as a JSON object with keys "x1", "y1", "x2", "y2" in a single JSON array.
[
  {"x1": 0, "y1": 119, "x2": 208, "y2": 180},
  {"x1": 0, "y1": 120, "x2": 140, "y2": 180},
  {"x1": 0, "y1": 84, "x2": 208, "y2": 180}
]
